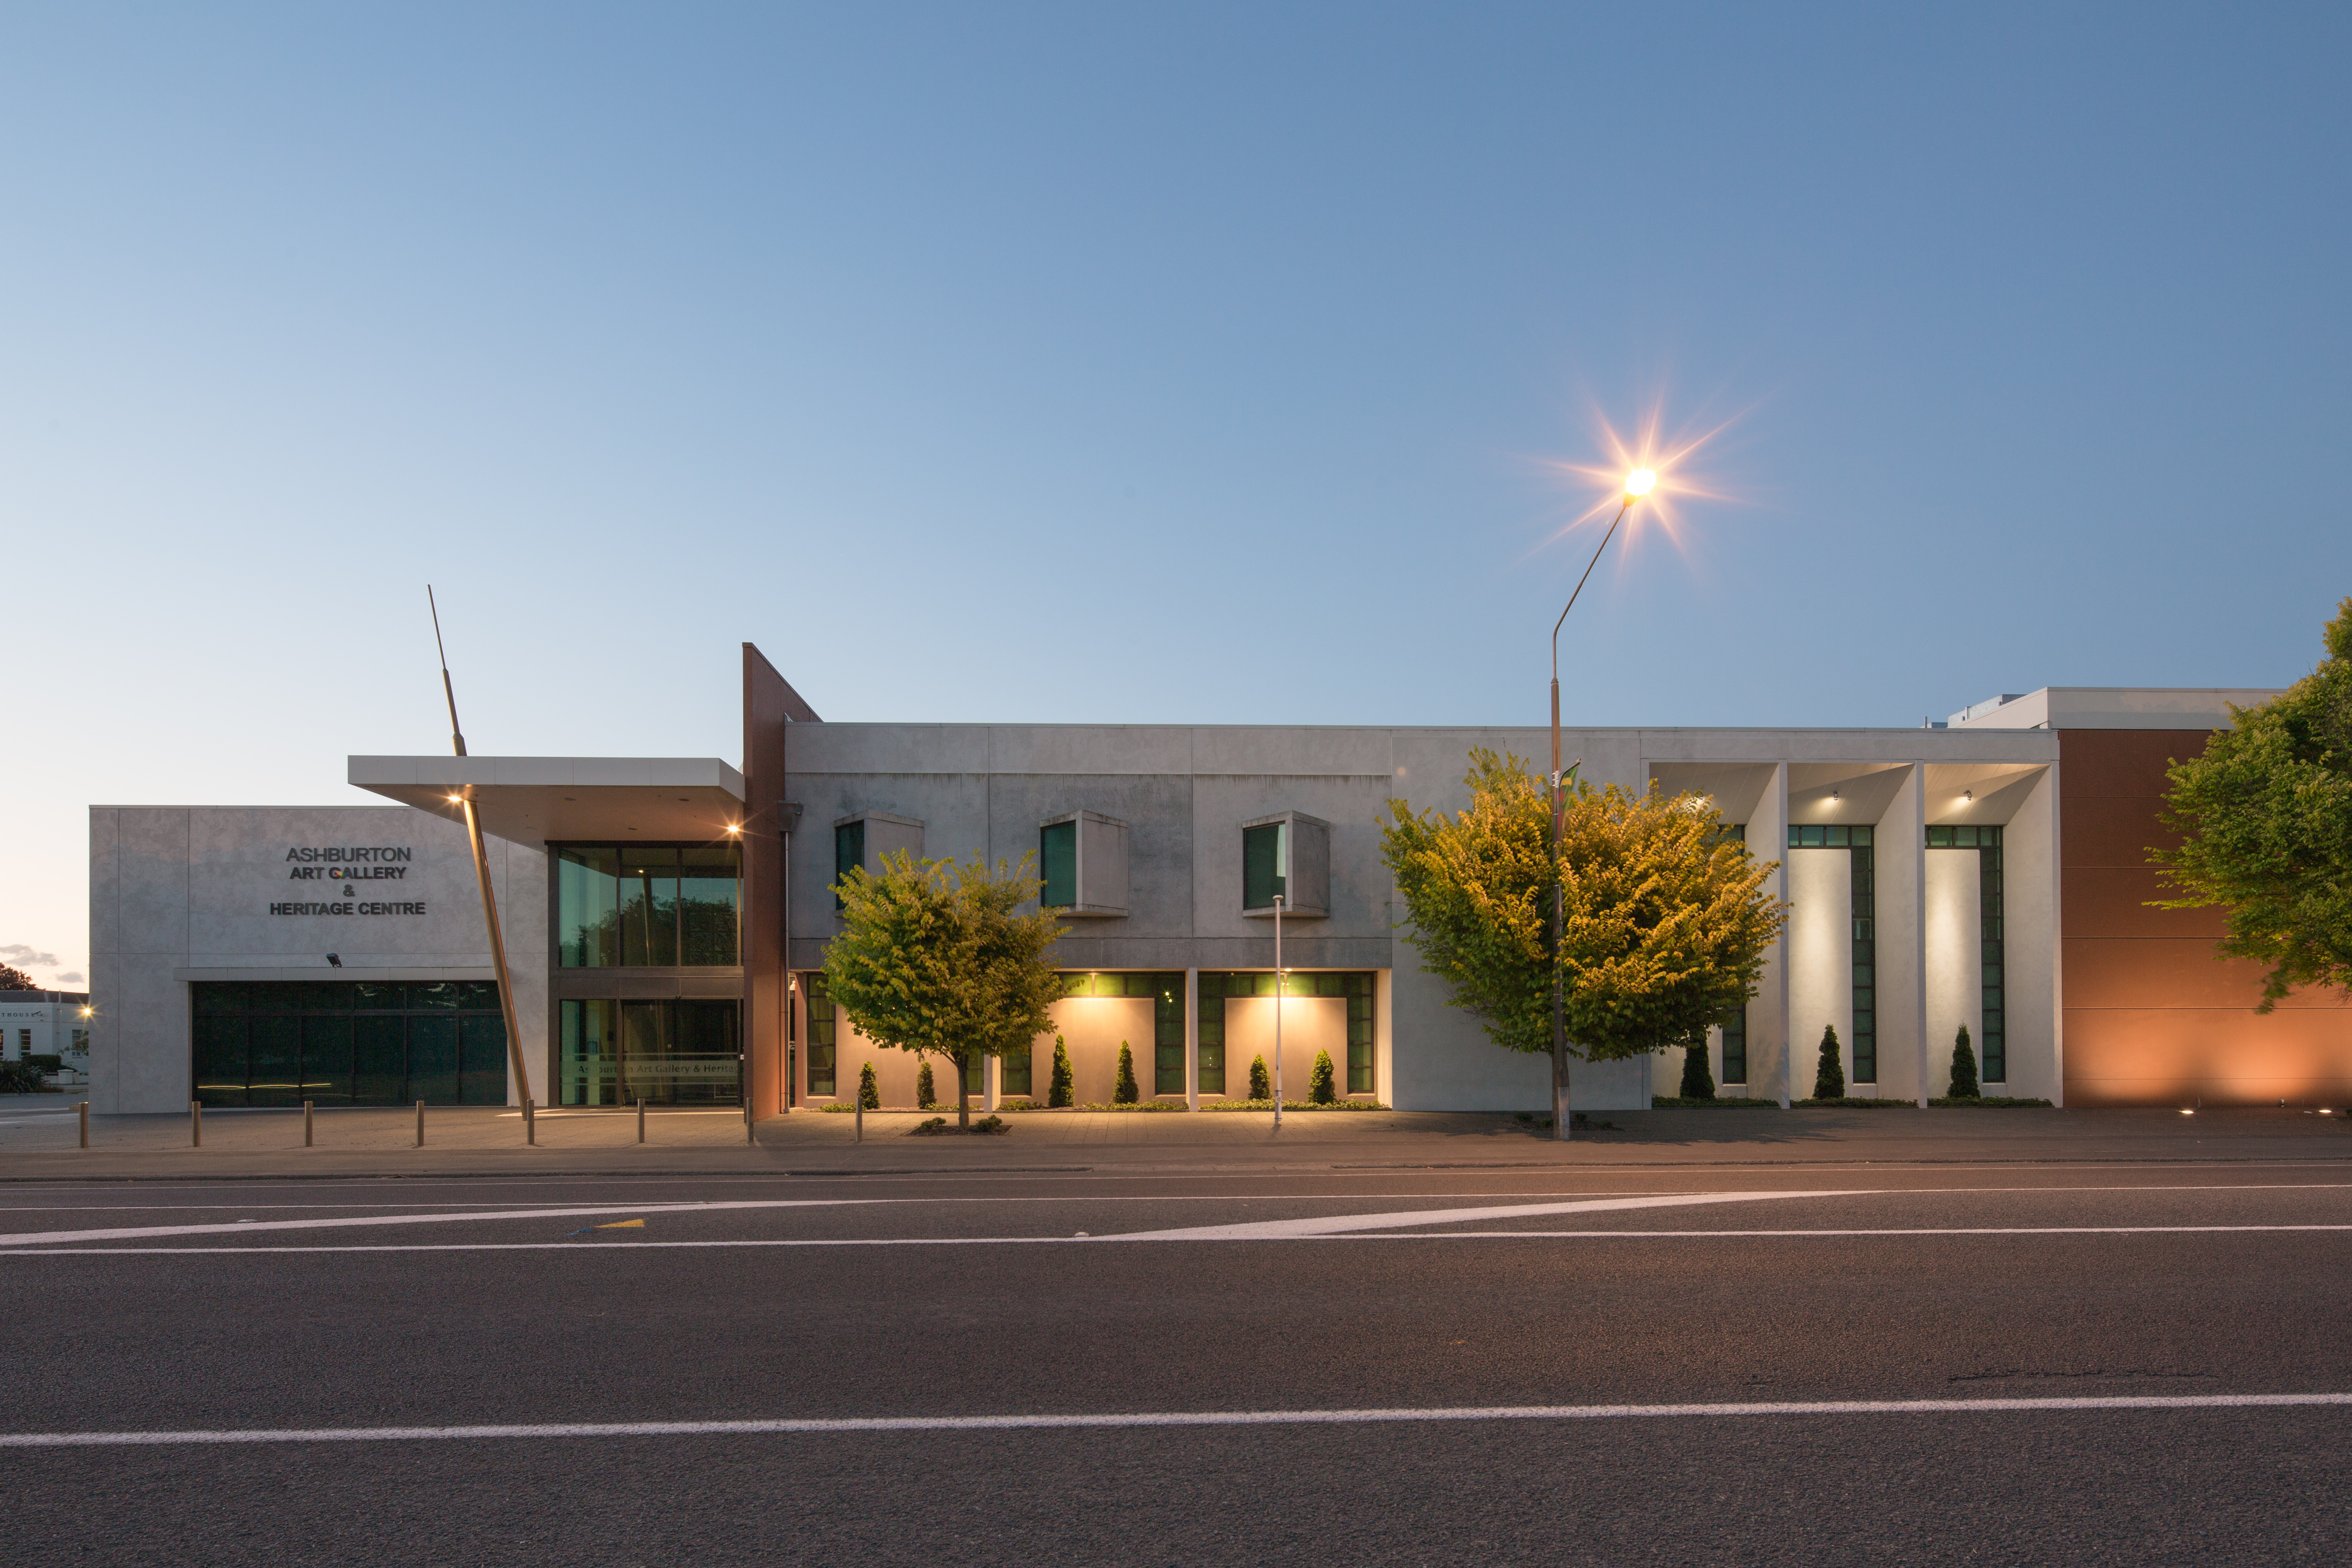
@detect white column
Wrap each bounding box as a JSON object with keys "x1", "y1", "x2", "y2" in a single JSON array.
[
  {"x1": 1771, "y1": 762, "x2": 1794, "y2": 1109},
  {"x1": 1904, "y1": 763, "x2": 1931, "y2": 1107},
  {"x1": 984, "y1": 1051, "x2": 998, "y2": 1112},
  {"x1": 1185, "y1": 968, "x2": 1200, "y2": 1111}
]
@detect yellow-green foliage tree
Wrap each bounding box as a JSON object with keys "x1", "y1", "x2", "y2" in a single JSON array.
[
  {"x1": 1382, "y1": 748, "x2": 1788, "y2": 1111},
  {"x1": 823, "y1": 852, "x2": 1067, "y2": 1128},
  {"x1": 2154, "y1": 597, "x2": 2352, "y2": 1012}
]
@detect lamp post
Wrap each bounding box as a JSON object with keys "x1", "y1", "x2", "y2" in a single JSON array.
[
  {"x1": 1272, "y1": 893, "x2": 1285, "y2": 1128},
  {"x1": 1547, "y1": 468, "x2": 1654, "y2": 1142}
]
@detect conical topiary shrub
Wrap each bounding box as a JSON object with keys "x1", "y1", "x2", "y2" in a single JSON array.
[
  {"x1": 1248, "y1": 1054, "x2": 1271, "y2": 1102},
  {"x1": 1811, "y1": 1025, "x2": 1845, "y2": 1100},
  {"x1": 858, "y1": 1062, "x2": 879, "y2": 1109},
  {"x1": 1679, "y1": 1041, "x2": 1716, "y2": 1101},
  {"x1": 1310, "y1": 1049, "x2": 1337, "y2": 1105},
  {"x1": 1114, "y1": 1041, "x2": 1139, "y2": 1104},
  {"x1": 1048, "y1": 1034, "x2": 1074, "y2": 1108},
  {"x1": 1948, "y1": 1024, "x2": 1981, "y2": 1099},
  {"x1": 916, "y1": 1058, "x2": 936, "y2": 1109}
]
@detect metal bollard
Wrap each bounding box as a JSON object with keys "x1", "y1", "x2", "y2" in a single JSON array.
[
  {"x1": 416, "y1": 1100, "x2": 425, "y2": 1147},
  {"x1": 525, "y1": 1097, "x2": 535, "y2": 1146},
  {"x1": 79, "y1": 1101, "x2": 89, "y2": 1149},
  {"x1": 192, "y1": 1100, "x2": 202, "y2": 1147},
  {"x1": 637, "y1": 1096, "x2": 645, "y2": 1145},
  {"x1": 855, "y1": 1099, "x2": 862, "y2": 1144},
  {"x1": 303, "y1": 1100, "x2": 314, "y2": 1147}
]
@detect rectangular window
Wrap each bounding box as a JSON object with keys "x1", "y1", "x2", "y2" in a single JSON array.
[
  {"x1": 1002, "y1": 1042, "x2": 1032, "y2": 1098},
  {"x1": 1851, "y1": 832, "x2": 1875, "y2": 1083},
  {"x1": 1196, "y1": 978, "x2": 1226, "y2": 1096},
  {"x1": 1154, "y1": 976, "x2": 1184, "y2": 1095},
  {"x1": 621, "y1": 847, "x2": 680, "y2": 966},
  {"x1": 804, "y1": 975, "x2": 836, "y2": 1097},
  {"x1": 1243, "y1": 822, "x2": 1286, "y2": 909},
  {"x1": 1928, "y1": 826, "x2": 2005, "y2": 1083},
  {"x1": 557, "y1": 846, "x2": 619, "y2": 967},
  {"x1": 678, "y1": 845, "x2": 741, "y2": 965},
  {"x1": 193, "y1": 982, "x2": 506, "y2": 1108},
  {"x1": 1345, "y1": 973, "x2": 1374, "y2": 1094},
  {"x1": 834, "y1": 821, "x2": 864, "y2": 911},
  {"x1": 559, "y1": 843, "x2": 737, "y2": 967},
  {"x1": 1720, "y1": 1007, "x2": 1746, "y2": 1085},
  {"x1": 1040, "y1": 820, "x2": 1077, "y2": 909},
  {"x1": 590, "y1": 998, "x2": 741, "y2": 1107}
]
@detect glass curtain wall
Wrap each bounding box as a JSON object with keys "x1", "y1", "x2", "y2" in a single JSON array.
[
  {"x1": 1196, "y1": 972, "x2": 1375, "y2": 1097},
  {"x1": 559, "y1": 998, "x2": 740, "y2": 1106},
  {"x1": 194, "y1": 982, "x2": 506, "y2": 1107},
  {"x1": 557, "y1": 844, "x2": 739, "y2": 967}
]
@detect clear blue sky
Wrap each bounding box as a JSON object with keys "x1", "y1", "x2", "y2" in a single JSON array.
[{"x1": 6, "y1": 4, "x2": 2348, "y2": 984}]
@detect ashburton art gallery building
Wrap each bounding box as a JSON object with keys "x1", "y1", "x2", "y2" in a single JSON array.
[{"x1": 85, "y1": 647, "x2": 2346, "y2": 1116}]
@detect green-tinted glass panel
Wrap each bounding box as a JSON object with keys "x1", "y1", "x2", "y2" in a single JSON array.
[
  {"x1": 1002, "y1": 1046, "x2": 1032, "y2": 1098},
  {"x1": 1852, "y1": 826, "x2": 1873, "y2": 847},
  {"x1": 250, "y1": 981, "x2": 306, "y2": 1014},
  {"x1": 410, "y1": 982, "x2": 461, "y2": 1011},
  {"x1": 247, "y1": 1016, "x2": 303, "y2": 1107},
  {"x1": 621, "y1": 847, "x2": 681, "y2": 966},
  {"x1": 1040, "y1": 820, "x2": 1078, "y2": 908},
  {"x1": 193, "y1": 1017, "x2": 247, "y2": 1106},
  {"x1": 558, "y1": 846, "x2": 621, "y2": 967},
  {"x1": 834, "y1": 822, "x2": 864, "y2": 911},
  {"x1": 407, "y1": 1017, "x2": 461, "y2": 1104},
  {"x1": 457, "y1": 981, "x2": 499, "y2": 1011},
  {"x1": 354, "y1": 982, "x2": 405, "y2": 1010},
  {"x1": 680, "y1": 844, "x2": 741, "y2": 965},
  {"x1": 193, "y1": 983, "x2": 247, "y2": 1017},
  {"x1": 460, "y1": 1016, "x2": 508, "y2": 1105},
  {"x1": 1243, "y1": 822, "x2": 1285, "y2": 909},
  {"x1": 804, "y1": 976, "x2": 836, "y2": 1097},
  {"x1": 1720, "y1": 1006, "x2": 1747, "y2": 1085},
  {"x1": 561, "y1": 998, "x2": 619, "y2": 1107},
  {"x1": 353, "y1": 1016, "x2": 407, "y2": 1103},
  {"x1": 303, "y1": 982, "x2": 356, "y2": 1013},
  {"x1": 301, "y1": 1016, "x2": 354, "y2": 1106}
]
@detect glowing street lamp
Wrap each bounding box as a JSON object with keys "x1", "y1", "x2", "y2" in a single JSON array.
[{"x1": 1544, "y1": 469, "x2": 1654, "y2": 1141}]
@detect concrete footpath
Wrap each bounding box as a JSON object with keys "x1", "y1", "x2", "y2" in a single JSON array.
[{"x1": 2, "y1": 1094, "x2": 2349, "y2": 1178}]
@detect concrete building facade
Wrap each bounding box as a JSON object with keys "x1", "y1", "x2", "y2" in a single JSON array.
[{"x1": 82, "y1": 650, "x2": 2348, "y2": 1116}]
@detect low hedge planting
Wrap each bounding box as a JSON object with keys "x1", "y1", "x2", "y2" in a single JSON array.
[
  {"x1": 1929, "y1": 1095, "x2": 2054, "y2": 1107},
  {"x1": 1206, "y1": 1098, "x2": 1391, "y2": 1112},
  {"x1": 1649, "y1": 1096, "x2": 1783, "y2": 1109}
]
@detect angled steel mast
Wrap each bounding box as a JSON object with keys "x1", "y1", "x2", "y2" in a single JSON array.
[{"x1": 429, "y1": 588, "x2": 530, "y2": 1106}]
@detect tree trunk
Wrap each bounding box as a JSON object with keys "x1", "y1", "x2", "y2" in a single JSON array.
[{"x1": 957, "y1": 1051, "x2": 971, "y2": 1128}]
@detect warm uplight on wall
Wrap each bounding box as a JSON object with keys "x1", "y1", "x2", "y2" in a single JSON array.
[{"x1": 1830, "y1": 788, "x2": 1841, "y2": 802}]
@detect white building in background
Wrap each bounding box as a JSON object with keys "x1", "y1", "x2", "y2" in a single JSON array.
[{"x1": 1, "y1": 990, "x2": 92, "y2": 1080}]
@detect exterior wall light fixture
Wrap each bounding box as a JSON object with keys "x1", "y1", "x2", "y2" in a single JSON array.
[{"x1": 1963, "y1": 789, "x2": 1974, "y2": 802}]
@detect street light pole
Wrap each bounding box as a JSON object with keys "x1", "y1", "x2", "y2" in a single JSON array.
[
  {"x1": 1272, "y1": 893, "x2": 1285, "y2": 1128},
  {"x1": 1548, "y1": 470, "x2": 1653, "y2": 1143}
]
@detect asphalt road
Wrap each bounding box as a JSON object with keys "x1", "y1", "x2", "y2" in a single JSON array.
[{"x1": 4, "y1": 1163, "x2": 2350, "y2": 1565}]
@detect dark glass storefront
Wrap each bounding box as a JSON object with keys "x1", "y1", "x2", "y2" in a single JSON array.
[
  {"x1": 558, "y1": 997, "x2": 741, "y2": 1107},
  {"x1": 193, "y1": 981, "x2": 507, "y2": 1107}
]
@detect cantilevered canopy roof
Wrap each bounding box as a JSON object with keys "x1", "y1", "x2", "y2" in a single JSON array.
[{"x1": 348, "y1": 756, "x2": 748, "y2": 844}]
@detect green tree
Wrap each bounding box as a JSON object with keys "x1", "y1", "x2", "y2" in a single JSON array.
[
  {"x1": 1114, "y1": 1041, "x2": 1139, "y2": 1104},
  {"x1": 2153, "y1": 598, "x2": 2352, "y2": 1011},
  {"x1": 823, "y1": 851, "x2": 1066, "y2": 1129},
  {"x1": 1679, "y1": 1040, "x2": 1715, "y2": 1101},
  {"x1": 0, "y1": 964, "x2": 36, "y2": 992},
  {"x1": 1248, "y1": 1054, "x2": 1271, "y2": 1101},
  {"x1": 1048, "y1": 1034, "x2": 1074, "y2": 1107},
  {"x1": 1948, "y1": 1024, "x2": 1980, "y2": 1099},
  {"x1": 915, "y1": 1059, "x2": 936, "y2": 1109},
  {"x1": 1811, "y1": 1025, "x2": 1845, "y2": 1100},
  {"x1": 858, "y1": 1062, "x2": 880, "y2": 1110},
  {"x1": 1309, "y1": 1049, "x2": 1337, "y2": 1105},
  {"x1": 1383, "y1": 748, "x2": 1788, "y2": 1127}
]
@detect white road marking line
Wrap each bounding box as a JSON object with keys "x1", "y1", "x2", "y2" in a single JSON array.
[
  {"x1": 6, "y1": 1392, "x2": 2350, "y2": 1447},
  {"x1": 14, "y1": 1223, "x2": 2352, "y2": 1255},
  {"x1": 1104, "y1": 1190, "x2": 1858, "y2": 1240},
  {"x1": 0, "y1": 1198, "x2": 878, "y2": 1248}
]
